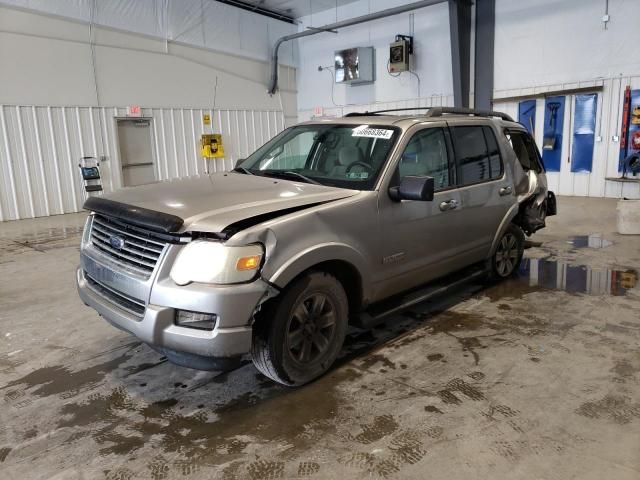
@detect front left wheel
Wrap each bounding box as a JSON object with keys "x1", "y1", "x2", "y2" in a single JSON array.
[{"x1": 251, "y1": 271, "x2": 349, "y2": 386}]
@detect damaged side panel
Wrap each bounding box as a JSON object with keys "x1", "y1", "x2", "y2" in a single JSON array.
[
  {"x1": 220, "y1": 201, "x2": 335, "y2": 239},
  {"x1": 227, "y1": 192, "x2": 379, "y2": 306},
  {"x1": 506, "y1": 127, "x2": 557, "y2": 236}
]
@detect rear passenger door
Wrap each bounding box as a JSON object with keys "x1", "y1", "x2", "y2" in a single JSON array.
[{"x1": 447, "y1": 123, "x2": 514, "y2": 262}]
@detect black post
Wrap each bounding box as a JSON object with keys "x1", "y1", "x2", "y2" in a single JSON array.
[
  {"x1": 449, "y1": 0, "x2": 472, "y2": 108},
  {"x1": 474, "y1": 0, "x2": 496, "y2": 110}
]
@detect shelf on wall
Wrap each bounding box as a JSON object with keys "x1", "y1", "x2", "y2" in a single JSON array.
[{"x1": 605, "y1": 177, "x2": 640, "y2": 183}]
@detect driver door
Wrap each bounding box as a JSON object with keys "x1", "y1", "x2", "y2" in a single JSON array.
[{"x1": 374, "y1": 123, "x2": 463, "y2": 299}]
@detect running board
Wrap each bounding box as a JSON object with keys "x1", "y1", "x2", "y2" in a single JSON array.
[{"x1": 354, "y1": 265, "x2": 487, "y2": 329}]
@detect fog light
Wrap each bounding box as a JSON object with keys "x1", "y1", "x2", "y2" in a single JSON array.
[{"x1": 175, "y1": 310, "x2": 217, "y2": 331}]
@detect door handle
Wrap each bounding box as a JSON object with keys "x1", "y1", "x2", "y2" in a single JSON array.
[
  {"x1": 499, "y1": 186, "x2": 513, "y2": 196},
  {"x1": 439, "y1": 199, "x2": 458, "y2": 211}
]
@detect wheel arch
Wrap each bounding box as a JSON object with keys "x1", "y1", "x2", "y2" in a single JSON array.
[
  {"x1": 265, "y1": 243, "x2": 370, "y2": 314},
  {"x1": 488, "y1": 203, "x2": 520, "y2": 257}
]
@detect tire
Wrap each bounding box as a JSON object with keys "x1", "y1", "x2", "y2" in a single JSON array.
[
  {"x1": 251, "y1": 271, "x2": 349, "y2": 386},
  {"x1": 487, "y1": 223, "x2": 525, "y2": 280}
]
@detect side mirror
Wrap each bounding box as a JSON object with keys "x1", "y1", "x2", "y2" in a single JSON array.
[{"x1": 389, "y1": 176, "x2": 435, "y2": 202}]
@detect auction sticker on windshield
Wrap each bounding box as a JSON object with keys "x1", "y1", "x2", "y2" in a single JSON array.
[{"x1": 352, "y1": 125, "x2": 394, "y2": 139}]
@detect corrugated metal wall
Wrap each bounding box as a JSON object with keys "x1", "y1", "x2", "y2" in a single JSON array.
[
  {"x1": 0, "y1": 105, "x2": 285, "y2": 221},
  {"x1": 494, "y1": 75, "x2": 640, "y2": 200}
]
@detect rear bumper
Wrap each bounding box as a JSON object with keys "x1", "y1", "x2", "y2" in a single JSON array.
[{"x1": 77, "y1": 267, "x2": 269, "y2": 360}]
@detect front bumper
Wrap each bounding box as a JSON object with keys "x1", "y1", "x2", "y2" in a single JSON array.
[{"x1": 77, "y1": 265, "x2": 270, "y2": 360}]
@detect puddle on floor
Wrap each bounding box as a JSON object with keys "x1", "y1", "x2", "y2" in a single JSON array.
[
  {"x1": 517, "y1": 257, "x2": 637, "y2": 296},
  {"x1": 568, "y1": 234, "x2": 613, "y2": 249},
  {"x1": 4, "y1": 226, "x2": 83, "y2": 251}
]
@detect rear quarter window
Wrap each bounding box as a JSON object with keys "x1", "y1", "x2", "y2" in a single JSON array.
[{"x1": 504, "y1": 129, "x2": 543, "y2": 173}]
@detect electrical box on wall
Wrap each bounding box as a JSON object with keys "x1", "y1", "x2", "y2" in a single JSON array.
[
  {"x1": 389, "y1": 35, "x2": 413, "y2": 73},
  {"x1": 334, "y1": 47, "x2": 374, "y2": 85},
  {"x1": 201, "y1": 134, "x2": 224, "y2": 158}
]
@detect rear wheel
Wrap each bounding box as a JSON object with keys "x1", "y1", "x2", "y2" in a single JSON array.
[
  {"x1": 251, "y1": 271, "x2": 348, "y2": 386},
  {"x1": 488, "y1": 224, "x2": 525, "y2": 279}
]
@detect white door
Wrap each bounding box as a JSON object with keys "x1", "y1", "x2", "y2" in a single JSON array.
[{"x1": 117, "y1": 119, "x2": 156, "y2": 187}]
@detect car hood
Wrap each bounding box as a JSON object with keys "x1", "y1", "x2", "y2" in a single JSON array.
[{"x1": 100, "y1": 173, "x2": 359, "y2": 234}]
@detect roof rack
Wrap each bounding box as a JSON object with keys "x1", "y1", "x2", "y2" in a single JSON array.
[
  {"x1": 344, "y1": 107, "x2": 427, "y2": 117},
  {"x1": 343, "y1": 106, "x2": 514, "y2": 122},
  {"x1": 426, "y1": 107, "x2": 514, "y2": 122}
]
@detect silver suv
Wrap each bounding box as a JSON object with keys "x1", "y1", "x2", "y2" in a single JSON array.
[{"x1": 77, "y1": 107, "x2": 556, "y2": 386}]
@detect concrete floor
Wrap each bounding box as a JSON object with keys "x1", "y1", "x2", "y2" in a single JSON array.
[{"x1": 1, "y1": 196, "x2": 639, "y2": 480}]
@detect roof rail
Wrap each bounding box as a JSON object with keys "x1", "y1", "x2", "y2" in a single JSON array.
[
  {"x1": 425, "y1": 107, "x2": 514, "y2": 122},
  {"x1": 343, "y1": 111, "x2": 381, "y2": 117},
  {"x1": 342, "y1": 106, "x2": 514, "y2": 122},
  {"x1": 344, "y1": 107, "x2": 430, "y2": 117}
]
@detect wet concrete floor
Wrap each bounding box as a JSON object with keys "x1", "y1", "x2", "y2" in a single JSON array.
[{"x1": 1, "y1": 197, "x2": 639, "y2": 479}]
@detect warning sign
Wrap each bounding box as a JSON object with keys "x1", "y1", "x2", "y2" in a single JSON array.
[{"x1": 201, "y1": 134, "x2": 224, "y2": 158}]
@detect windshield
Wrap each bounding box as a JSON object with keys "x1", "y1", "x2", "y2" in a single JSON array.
[{"x1": 236, "y1": 124, "x2": 400, "y2": 190}]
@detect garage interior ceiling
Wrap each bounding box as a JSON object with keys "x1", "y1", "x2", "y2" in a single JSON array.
[{"x1": 233, "y1": 0, "x2": 362, "y2": 19}]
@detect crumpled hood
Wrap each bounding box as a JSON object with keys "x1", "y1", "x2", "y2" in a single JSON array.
[{"x1": 101, "y1": 173, "x2": 359, "y2": 233}]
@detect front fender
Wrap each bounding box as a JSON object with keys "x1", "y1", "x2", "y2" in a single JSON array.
[{"x1": 265, "y1": 242, "x2": 372, "y2": 300}]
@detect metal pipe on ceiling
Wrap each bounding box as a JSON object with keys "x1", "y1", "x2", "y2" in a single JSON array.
[{"x1": 267, "y1": 0, "x2": 447, "y2": 95}]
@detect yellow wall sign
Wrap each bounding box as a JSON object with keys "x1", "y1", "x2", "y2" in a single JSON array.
[
  {"x1": 203, "y1": 114, "x2": 211, "y2": 125},
  {"x1": 201, "y1": 134, "x2": 224, "y2": 158}
]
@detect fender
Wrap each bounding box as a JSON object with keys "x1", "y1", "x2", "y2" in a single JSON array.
[
  {"x1": 266, "y1": 242, "x2": 372, "y2": 301},
  {"x1": 488, "y1": 203, "x2": 520, "y2": 257}
]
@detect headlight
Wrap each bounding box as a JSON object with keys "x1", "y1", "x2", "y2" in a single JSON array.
[{"x1": 170, "y1": 241, "x2": 264, "y2": 286}]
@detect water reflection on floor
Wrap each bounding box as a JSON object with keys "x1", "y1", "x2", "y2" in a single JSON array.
[
  {"x1": 518, "y1": 257, "x2": 637, "y2": 296},
  {"x1": 569, "y1": 234, "x2": 614, "y2": 249}
]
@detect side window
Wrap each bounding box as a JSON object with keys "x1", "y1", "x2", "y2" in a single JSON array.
[
  {"x1": 397, "y1": 128, "x2": 451, "y2": 189},
  {"x1": 505, "y1": 130, "x2": 543, "y2": 173},
  {"x1": 483, "y1": 126, "x2": 503, "y2": 178},
  {"x1": 450, "y1": 126, "x2": 503, "y2": 185}
]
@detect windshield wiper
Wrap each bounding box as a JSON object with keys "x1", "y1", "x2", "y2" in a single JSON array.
[
  {"x1": 232, "y1": 166, "x2": 254, "y2": 175},
  {"x1": 262, "y1": 171, "x2": 321, "y2": 185}
]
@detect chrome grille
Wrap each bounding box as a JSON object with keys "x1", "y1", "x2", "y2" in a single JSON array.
[
  {"x1": 85, "y1": 272, "x2": 146, "y2": 318},
  {"x1": 90, "y1": 214, "x2": 166, "y2": 277}
]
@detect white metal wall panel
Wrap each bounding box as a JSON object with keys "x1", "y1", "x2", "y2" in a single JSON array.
[
  {"x1": 0, "y1": 104, "x2": 285, "y2": 221},
  {"x1": 493, "y1": 75, "x2": 640, "y2": 200}
]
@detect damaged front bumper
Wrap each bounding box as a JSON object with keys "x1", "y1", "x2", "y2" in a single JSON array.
[{"x1": 77, "y1": 245, "x2": 276, "y2": 370}]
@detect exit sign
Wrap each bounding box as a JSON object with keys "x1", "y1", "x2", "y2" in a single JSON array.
[{"x1": 126, "y1": 105, "x2": 142, "y2": 117}]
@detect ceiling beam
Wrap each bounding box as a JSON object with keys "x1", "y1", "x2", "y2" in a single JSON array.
[{"x1": 215, "y1": 0, "x2": 295, "y2": 24}]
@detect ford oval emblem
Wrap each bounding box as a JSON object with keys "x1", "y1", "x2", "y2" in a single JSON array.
[{"x1": 109, "y1": 235, "x2": 126, "y2": 250}]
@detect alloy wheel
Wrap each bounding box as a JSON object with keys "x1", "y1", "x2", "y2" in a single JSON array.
[
  {"x1": 286, "y1": 293, "x2": 337, "y2": 365},
  {"x1": 495, "y1": 233, "x2": 519, "y2": 276}
]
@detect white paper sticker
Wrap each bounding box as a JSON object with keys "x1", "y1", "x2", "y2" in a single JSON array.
[
  {"x1": 346, "y1": 171, "x2": 369, "y2": 179},
  {"x1": 352, "y1": 126, "x2": 393, "y2": 140}
]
